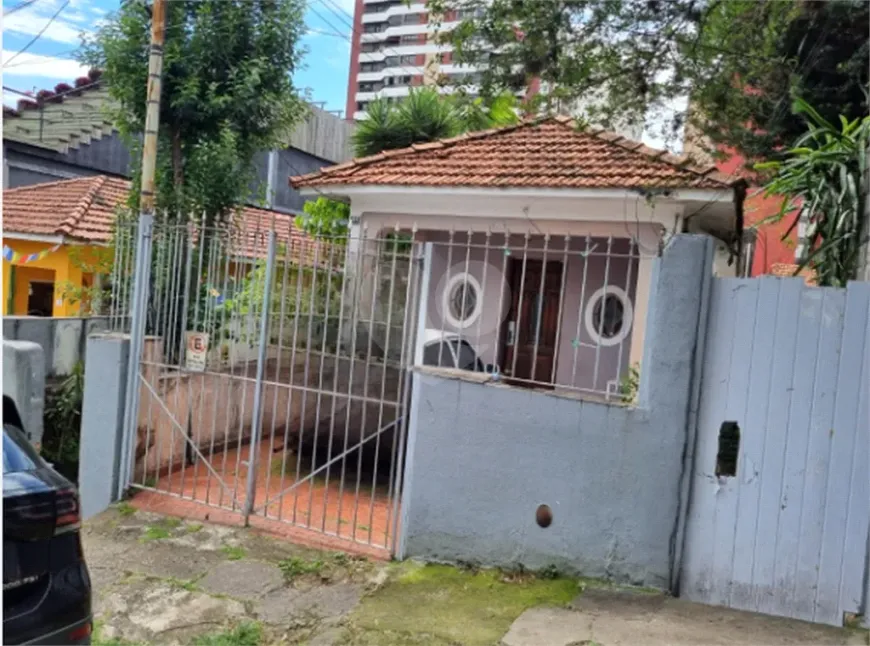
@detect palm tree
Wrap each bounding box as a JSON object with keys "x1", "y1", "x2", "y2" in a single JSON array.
[{"x1": 352, "y1": 87, "x2": 519, "y2": 157}]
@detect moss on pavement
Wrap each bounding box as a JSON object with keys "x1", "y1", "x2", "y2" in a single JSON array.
[{"x1": 345, "y1": 562, "x2": 580, "y2": 646}]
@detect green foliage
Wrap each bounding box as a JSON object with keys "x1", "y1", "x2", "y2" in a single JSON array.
[
  {"x1": 619, "y1": 363, "x2": 640, "y2": 406},
  {"x1": 755, "y1": 99, "x2": 870, "y2": 287},
  {"x1": 352, "y1": 87, "x2": 520, "y2": 157},
  {"x1": 41, "y1": 362, "x2": 85, "y2": 482},
  {"x1": 429, "y1": 0, "x2": 868, "y2": 159},
  {"x1": 296, "y1": 197, "x2": 351, "y2": 238},
  {"x1": 278, "y1": 555, "x2": 327, "y2": 580},
  {"x1": 192, "y1": 622, "x2": 263, "y2": 646},
  {"x1": 56, "y1": 246, "x2": 115, "y2": 316},
  {"x1": 81, "y1": 0, "x2": 308, "y2": 222},
  {"x1": 221, "y1": 545, "x2": 246, "y2": 561}
]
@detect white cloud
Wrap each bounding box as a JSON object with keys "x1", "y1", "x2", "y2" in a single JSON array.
[
  {"x1": 1, "y1": 50, "x2": 89, "y2": 79},
  {"x1": 2, "y1": 0, "x2": 92, "y2": 46}
]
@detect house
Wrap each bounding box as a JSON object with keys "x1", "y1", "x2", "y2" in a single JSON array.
[
  {"x1": 290, "y1": 116, "x2": 748, "y2": 397},
  {"x1": 1, "y1": 176, "x2": 313, "y2": 317}
]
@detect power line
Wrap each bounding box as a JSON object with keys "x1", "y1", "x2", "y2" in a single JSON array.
[
  {"x1": 3, "y1": 0, "x2": 71, "y2": 68},
  {"x1": 3, "y1": 0, "x2": 39, "y2": 16}
]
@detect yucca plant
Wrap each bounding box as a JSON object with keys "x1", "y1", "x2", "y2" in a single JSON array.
[{"x1": 756, "y1": 97, "x2": 870, "y2": 287}]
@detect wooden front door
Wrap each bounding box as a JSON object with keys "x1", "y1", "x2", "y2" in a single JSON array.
[{"x1": 502, "y1": 259, "x2": 563, "y2": 385}]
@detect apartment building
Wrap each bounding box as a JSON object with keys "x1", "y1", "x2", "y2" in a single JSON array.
[{"x1": 346, "y1": 0, "x2": 485, "y2": 121}]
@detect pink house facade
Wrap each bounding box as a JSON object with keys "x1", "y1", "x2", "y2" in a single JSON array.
[{"x1": 291, "y1": 118, "x2": 747, "y2": 399}]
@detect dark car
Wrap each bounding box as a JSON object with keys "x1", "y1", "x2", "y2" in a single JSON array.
[{"x1": 3, "y1": 410, "x2": 92, "y2": 645}]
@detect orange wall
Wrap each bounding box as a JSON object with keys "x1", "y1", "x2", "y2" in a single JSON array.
[
  {"x1": 715, "y1": 149, "x2": 797, "y2": 276},
  {"x1": 2, "y1": 239, "x2": 104, "y2": 316}
]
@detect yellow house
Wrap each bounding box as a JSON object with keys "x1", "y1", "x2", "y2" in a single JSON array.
[
  {"x1": 3, "y1": 175, "x2": 312, "y2": 316},
  {"x1": 3, "y1": 175, "x2": 128, "y2": 316}
]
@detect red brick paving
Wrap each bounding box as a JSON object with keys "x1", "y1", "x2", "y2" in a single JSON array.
[{"x1": 130, "y1": 437, "x2": 396, "y2": 560}]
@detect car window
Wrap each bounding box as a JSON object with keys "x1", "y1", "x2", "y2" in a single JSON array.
[{"x1": 3, "y1": 424, "x2": 44, "y2": 475}]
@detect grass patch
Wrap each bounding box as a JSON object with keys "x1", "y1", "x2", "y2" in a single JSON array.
[
  {"x1": 166, "y1": 576, "x2": 200, "y2": 592},
  {"x1": 139, "y1": 516, "x2": 182, "y2": 542},
  {"x1": 221, "y1": 545, "x2": 246, "y2": 561},
  {"x1": 192, "y1": 621, "x2": 262, "y2": 646},
  {"x1": 92, "y1": 621, "x2": 142, "y2": 646},
  {"x1": 140, "y1": 525, "x2": 171, "y2": 542},
  {"x1": 278, "y1": 555, "x2": 326, "y2": 580},
  {"x1": 116, "y1": 501, "x2": 136, "y2": 517},
  {"x1": 351, "y1": 563, "x2": 579, "y2": 646},
  {"x1": 186, "y1": 523, "x2": 203, "y2": 534}
]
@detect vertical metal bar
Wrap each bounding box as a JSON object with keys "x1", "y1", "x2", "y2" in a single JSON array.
[
  {"x1": 261, "y1": 221, "x2": 294, "y2": 513},
  {"x1": 322, "y1": 235, "x2": 351, "y2": 528},
  {"x1": 382, "y1": 230, "x2": 417, "y2": 549},
  {"x1": 231, "y1": 218, "x2": 262, "y2": 510},
  {"x1": 592, "y1": 236, "x2": 614, "y2": 393},
  {"x1": 510, "y1": 232, "x2": 531, "y2": 379},
  {"x1": 314, "y1": 241, "x2": 339, "y2": 533},
  {"x1": 277, "y1": 238, "x2": 307, "y2": 521},
  {"x1": 614, "y1": 239, "x2": 636, "y2": 398},
  {"x1": 475, "y1": 228, "x2": 491, "y2": 367},
  {"x1": 571, "y1": 235, "x2": 593, "y2": 387},
  {"x1": 303, "y1": 240, "x2": 327, "y2": 528},
  {"x1": 177, "y1": 223, "x2": 196, "y2": 497},
  {"x1": 454, "y1": 230, "x2": 473, "y2": 369},
  {"x1": 206, "y1": 231, "x2": 232, "y2": 506},
  {"x1": 347, "y1": 234, "x2": 384, "y2": 539},
  {"x1": 292, "y1": 238, "x2": 323, "y2": 524},
  {"x1": 365, "y1": 227, "x2": 401, "y2": 545},
  {"x1": 118, "y1": 213, "x2": 154, "y2": 499},
  {"x1": 389, "y1": 237, "x2": 425, "y2": 552},
  {"x1": 551, "y1": 235, "x2": 570, "y2": 385},
  {"x1": 530, "y1": 234, "x2": 550, "y2": 383},
  {"x1": 491, "y1": 229, "x2": 510, "y2": 374},
  {"x1": 437, "y1": 227, "x2": 455, "y2": 368},
  {"x1": 333, "y1": 227, "x2": 364, "y2": 530},
  {"x1": 243, "y1": 229, "x2": 277, "y2": 523}
]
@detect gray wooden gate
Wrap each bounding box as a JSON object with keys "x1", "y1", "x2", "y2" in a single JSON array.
[{"x1": 680, "y1": 277, "x2": 870, "y2": 626}]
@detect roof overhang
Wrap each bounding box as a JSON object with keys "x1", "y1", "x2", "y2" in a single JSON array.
[
  {"x1": 2, "y1": 232, "x2": 66, "y2": 244},
  {"x1": 299, "y1": 184, "x2": 737, "y2": 204}
]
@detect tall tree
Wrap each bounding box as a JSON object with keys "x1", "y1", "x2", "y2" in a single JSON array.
[
  {"x1": 429, "y1": 0, "x2": 869, "y2": 160},
  {"x1": 81, "y1": 0, "x2": 308, "y2": 222}
]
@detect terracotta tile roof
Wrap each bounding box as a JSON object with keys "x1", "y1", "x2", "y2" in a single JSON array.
[
  {"x1": 769, "y1": 262, "x2": 817, "y2": 285},
  {"x1": 3, "y1": 176, "x2": 320, "y2": 264},
  {"x1": 290, "y1": 116, "x2": 740, "y2": 192},
  {"x1": 3, "y1": 175, "x2": 129, "y2": 242}
]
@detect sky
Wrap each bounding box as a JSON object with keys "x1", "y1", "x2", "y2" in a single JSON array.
[
  {"x1": 1, "y1": 0, "x2": 353, "y2": 115},
  {"x1": 1, "y1": 0, "x2": 681, "y2": 149}
]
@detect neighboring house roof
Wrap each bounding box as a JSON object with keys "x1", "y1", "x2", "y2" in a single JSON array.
[
  {"x1": 770, "y1": 262, "x2": 817, "y2": 285},
  {"x1": 2, "y1": 176, "x2": 320, "y2": 264},
  {"x1": 4, "y1": 73, "x2": 354, "y2": 162},
  {"x1": 3, "y1": 76, "x2": 118, "y2": 154},
  {"x1": 290, "y1": 116, "x2": 740, "y2": 192}
]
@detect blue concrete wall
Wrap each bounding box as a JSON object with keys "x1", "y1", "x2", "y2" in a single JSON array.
[{"x1": 398, "y1": 235, "x2": 714, "y2": 588}]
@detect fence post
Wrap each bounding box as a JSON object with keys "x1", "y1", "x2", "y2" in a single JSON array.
[
  {"x1": 243, "y1": 229, "x2": 277, "y2": 524},
  {"x1": 118, "y1": 214, "x2": 154, "y2": 500}
]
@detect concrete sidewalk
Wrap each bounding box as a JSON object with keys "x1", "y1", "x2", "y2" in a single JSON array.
[
  {"x1": 503, "y1": 588, "x2": 867, "y2": 646},
  {"x1": 84, "y1": 505, "x2": 868, "y2": 646}
]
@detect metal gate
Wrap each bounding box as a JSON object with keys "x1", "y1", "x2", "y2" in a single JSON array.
[
  {"x1": 111, "y1": 212, "x2": 421, "y2": 555},
  {"x1": 679, "y1": 277, "x2": 870, "y2": 625}
]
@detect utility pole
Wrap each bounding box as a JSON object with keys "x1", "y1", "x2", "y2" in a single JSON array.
[
  {"x1": 118, "y1": 0, "x2": 166, "y2": 499},
  {"x1": 139, "y1": 0, "x2": 166, "y2": 215}
]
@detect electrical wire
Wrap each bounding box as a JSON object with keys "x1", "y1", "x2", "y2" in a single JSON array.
[
  {"x1": 3, "y1": 0, "x2": 71, "y2": 68},
  {"x1": 3, "y1": 0, "x2": 39, "y2": 16}
]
